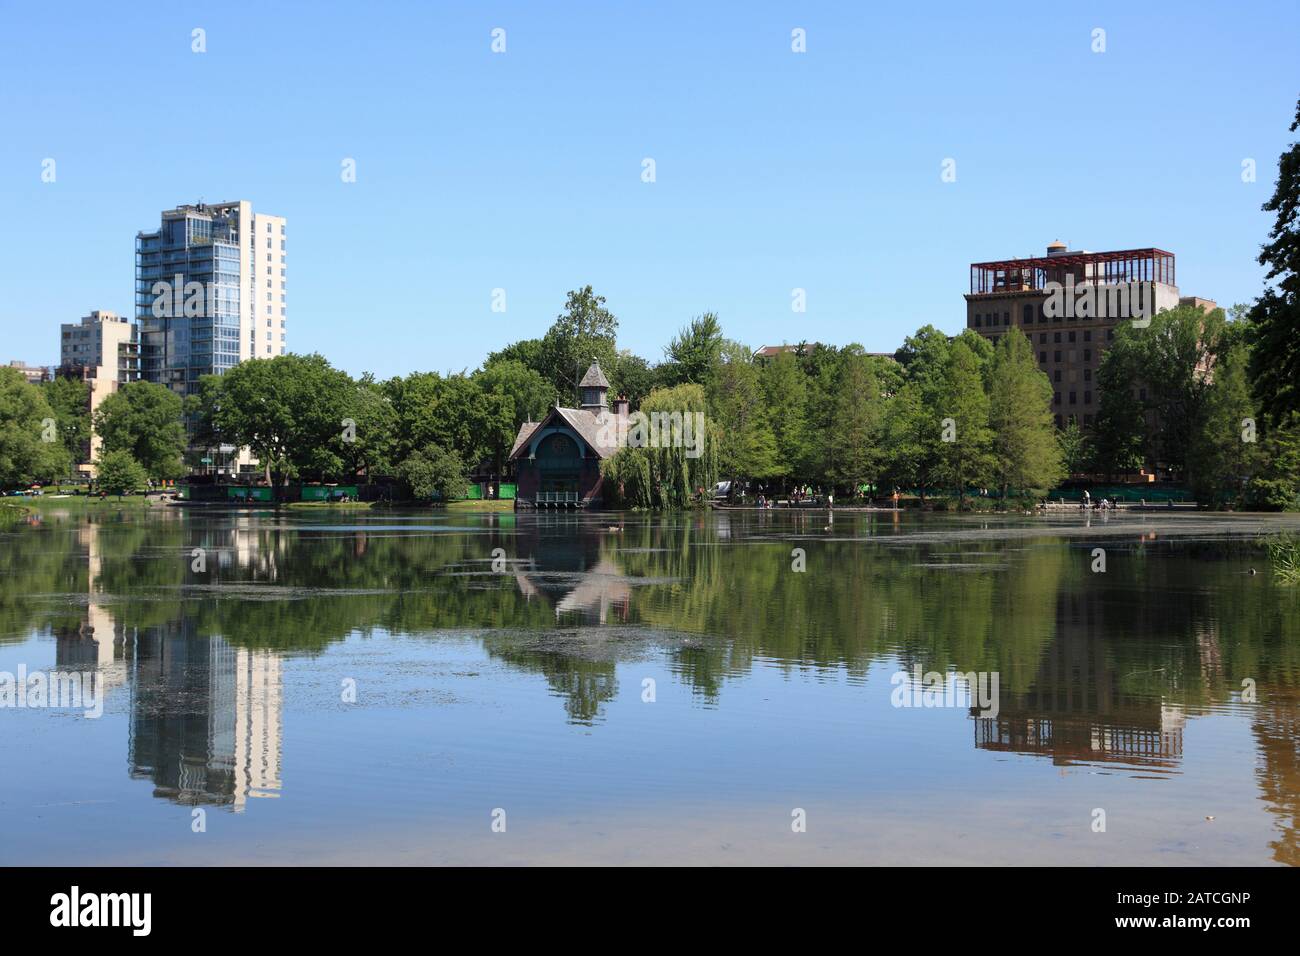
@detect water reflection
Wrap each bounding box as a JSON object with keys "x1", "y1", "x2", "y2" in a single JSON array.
[{"x1": 2, "y1": 508, "x2": 1299, "y2": 862}]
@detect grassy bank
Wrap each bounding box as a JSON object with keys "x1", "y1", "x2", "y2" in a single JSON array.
[
  {"x1": 285, "y1": 500, "x2": 378, "y2": 510},
  {"x1": 0, "y1": 502, "x2": 30, "y2": 526},
  {"x1": 15, "y1": 493, "x2": 154, "y2": 511},
  {"x1": 444, "y1": 499, "x2": 514, "y2": 513}
]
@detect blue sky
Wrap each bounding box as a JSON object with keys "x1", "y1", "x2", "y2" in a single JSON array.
[{"x1": 2, "y1": 0, "x2": 1297, "y2": 378}]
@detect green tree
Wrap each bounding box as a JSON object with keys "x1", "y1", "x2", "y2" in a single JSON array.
[
  {"x1": 41, "y1": 376, "x2": 90, "y2": 472},
  {"x1": 1246, "y1": 415, "x2": 1300, "y2": 510},
  {"x1": 93, "y1": 380, "x2": 185, "y2": 481},
  {"x1": 475, "y1": 359, "x2": 555, "y2": 473},
  {"x1": 537, "y1": 286, "x2": 620, "y2": 404},
  {"x1": 709, "y1": 342, "x2": 779, "y2": 491},
  {"x1": 1190, "y1": 337, "x2": 1258, "y2": 507},
  {"x1": 1093, "y1": 331, "x2": 1147, "y2": 478},
  {"x1": 0, "y1": 367, "x2": 69, "y2": 487},
  {"x1": 601, "y1": 383, "x2": 716, "y2": 508},
  {"x1": 397, "y1": 444, "x2": 468, "y2": 501},
  {"x1": 95, "y1": 449, "x2": 148, "y2": 497},
  {"x1": 1056, "y1": 418, "x2": 1092, "y2": 477},
  {"x1": 662, "y1": 313, "x2": 724, "y2": 387},
  {"x1": 934, "y1": 339, "x2": 994, "y2": 505},
  {"x1": 760, "y1": 351, "x2": 809, "y2": 486},
  {"x1": 340, "y1": 376, "x2": 398, "y2": 481},
  {"x1": 1248, "y1": 96, "x2": 1300, "y2": 424},
  {"x1": 206, "y1": 354, "x2": 354, "y2": 493},
  {"x1": 826, "y1": 350, "x2": 884, "y2": 490},
  {"x1": 987, "y1": 329, "x2": 1063, "y2": 499}
]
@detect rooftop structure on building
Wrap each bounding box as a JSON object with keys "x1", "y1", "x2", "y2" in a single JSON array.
[{"x1": 965, "y1": 240, "x2": 1214, "y2": 431}]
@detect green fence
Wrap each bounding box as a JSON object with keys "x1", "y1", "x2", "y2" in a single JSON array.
[
  {"x1": 300, "y1": 485, "x2": 359, "y2": 502},
  {"x1": 227, "y1": 486, "x2": 273, "y2": 502}
]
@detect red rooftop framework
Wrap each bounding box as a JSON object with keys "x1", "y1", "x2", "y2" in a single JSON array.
[{"x1": 969, "y1": 248, "x2": 1176, "y2": 295}]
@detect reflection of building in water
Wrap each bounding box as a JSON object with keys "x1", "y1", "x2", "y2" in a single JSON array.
[
  {"x1": 128, "y1": 621, "x2": 282, "y2": 810},
  {"x1": 973, "y1": 600, "x2": 1185, "y2": 768},
  {"x1": 511, "y1": 521, "x2": 631, "y2": 625},
  {"x1": 53, "y1": 523, "x2": 128, "y2": 695}
]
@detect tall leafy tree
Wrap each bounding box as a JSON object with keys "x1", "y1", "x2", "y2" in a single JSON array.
[
  {"x1": 537, "y1": 286, "x2": 620, "y2": 404},
  {"x1": 340, "y1": 376, "x2": 398, "y2": 481},
  {"x1": 1093, "y1": 331, "x2": 1147, "y2": 478},
  {"x1": 760, "y1": 351, "x2": 809, "y2": 487},
  {"x1": 934, "y1": 339, "x2": 993, "y2": 505},
  {"x1": 827, "y1": 350, "x2": 884, "y2": 490},
  {"x1": 206, "y1": 354, "x2": 354, "y2": 492},
  {"x1": 987, "y1": 329, "x2": 1063, "y2": 499},
  {"x1": 474, "y1": 359, "x2": 554, "y2": 473},
  {"x1": 1189, "y1": 335, "x2": 1258, "y2": 506},
  {"x1": 601, "y1": 383, "x2": 717, "y2": 508},
  {"x1": 709, "y1": 342, "x2": 779, "y2": 490},
  {"x1": 41, "y1": 376, "x2": 90, "y2": 470},
  {"x1": 662, "y1": 312, "x2": 723, "y2": 387},
  {"x1": 93, "y1": 380, "x2": 186, "y2": 481},
  {"x1": 0, "y1": 367, "x2": 69, "y2": 486},
  {"x1": 1248, "y1": 96, "x2": 1300, "y2": 424}
]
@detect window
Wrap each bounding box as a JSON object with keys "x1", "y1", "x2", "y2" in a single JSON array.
[
  {"x1": 1039, "y1": 351, "x2": 1047, "y2": 363},
  {"x1": 1055, "y1": 414, "x2": 1063, "y2": 428},
  {"x1": 1084, "y1": 368, "x2": 1092, "y2": 382},
  {"x1": 1054, "y1": 332, "x2": 1062, "y2": 343},
  {"x1": 1039, "y1": 333, "x2": 1047, "y2": 344},
  {"x1": 1084, "y1": 349, "x2": 1092, "y2": 361},
  {"x1": 1054, "y1": 350, "x2": 1062, "y2": 362},
  {"x1": 1023, "y1": 304, "x2": 1033, "y2": 324},
  {"x1": 1054, "y1": 392, "x2": 1061, "y2": 406},
  {"x1": 1084, "y1": 414, "x2": 1093, "y2": 426},
  {"x1": 1054, "y1": 369, "x2": 1062, "y2": 382},
  {"x1": 1107, "y1": 329, "x2": 1115, "y2": 340},
  {"x1": 1083, "y1": 330, "x2": 1091, "y2": 342},
  {"x1": 1003, "y1": 312, "x2": 1010, "y2": 326},
  {"x1": 1084, "y1": 390, "x2": 1092, "y2": 404},
  {"x1": 974, "y1": 314, "x2": 981, "y2": 328},
  {"x1": 1068, "y1": 331, "x2": 1076, "y2": 342},
  {"x1": 1069, "y1": 392, "x2": 1077, "y2": 405}
]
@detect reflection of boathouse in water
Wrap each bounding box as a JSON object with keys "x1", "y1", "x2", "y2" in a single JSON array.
[{"x1": 510, "y1": 520, "x2": 632, "y2": 625}]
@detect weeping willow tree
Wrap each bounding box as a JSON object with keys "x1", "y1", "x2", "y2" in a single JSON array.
[{"x1": 601, "y1": 383, "x2": 717, "y2": 508}]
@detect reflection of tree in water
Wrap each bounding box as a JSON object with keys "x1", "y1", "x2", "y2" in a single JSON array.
[
  {"x1": 1253, "y1": 692, "x2": 1300, "y2": 865},
  {"x1": 7, "y1": 509, "x2": 1300, "y2": 751}
]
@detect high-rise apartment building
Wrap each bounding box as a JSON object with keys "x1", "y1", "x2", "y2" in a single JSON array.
[
  {"x1": 136, "y1": 201, "x2": 286, "y2": 398},
  {"x1": 965, "y1": 242, "x2": 1212, "y2": 429},
  {"x1": 57, "y1": 310, "x2": 140, "y2": 474}
]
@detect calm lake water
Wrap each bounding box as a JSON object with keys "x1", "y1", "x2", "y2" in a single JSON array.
[{"x1": 2, "y1": 505, "x2": 1299, "y2": 865}]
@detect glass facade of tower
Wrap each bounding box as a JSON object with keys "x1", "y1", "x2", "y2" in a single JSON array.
[{"x1": 136, "y1": 205, "x2": 243, "y2": 396}]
